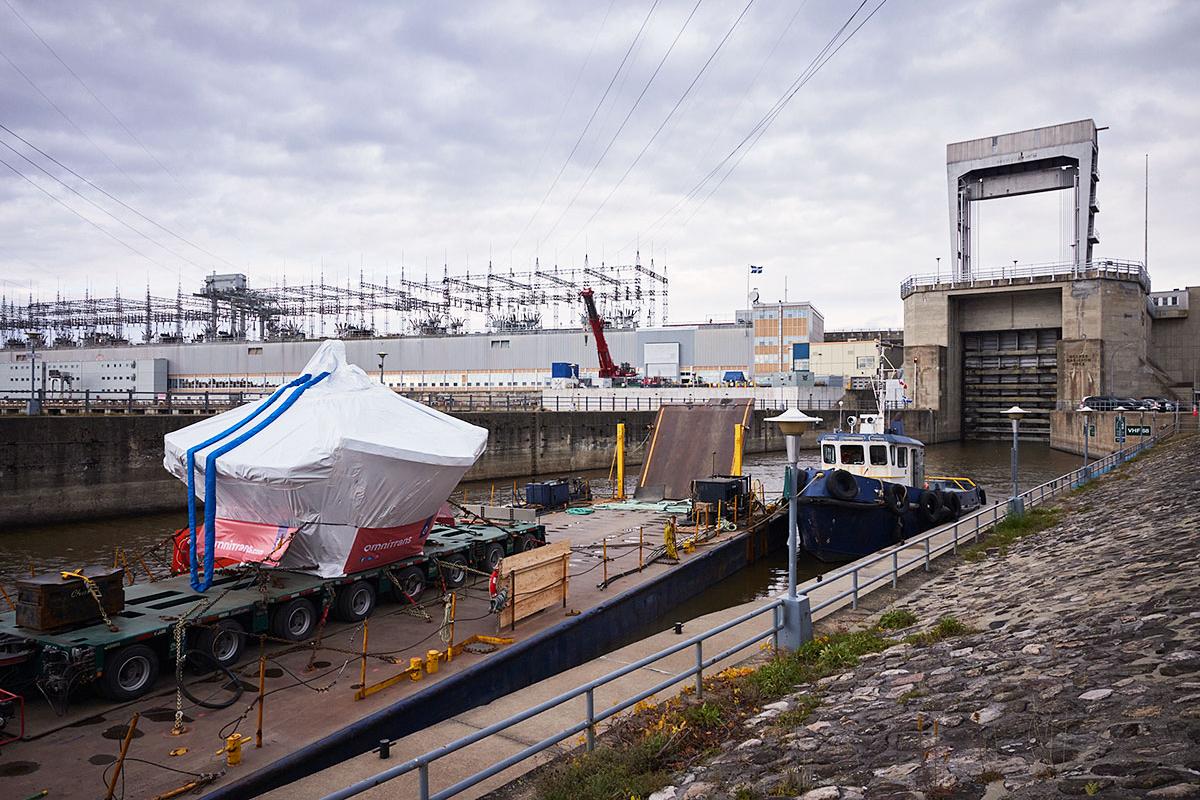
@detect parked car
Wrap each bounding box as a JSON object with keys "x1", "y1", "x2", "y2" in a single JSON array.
[
  {"x1": 1080, "y1": 395, "x2": 1121, "y2": 410},
  {"x1": 1140, "y1": 397, "x2": 1178, "y2": 412}
]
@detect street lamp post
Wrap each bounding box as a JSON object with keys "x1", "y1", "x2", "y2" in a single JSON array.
[
  {"x1": 837, "y1": 398, "x2": 844, "y2": 429},
  {"x1": 377, "y1": 351, "x2": 387, "y2": 386},
  {"x1": 765, "y1": 408, "x2": 821, "y2": 651},
  {"x1": 1003, "y1": 405, "x2": 1027, "y2": 514},
  {"x1": 1079, "y1": 405, "x2": 1093, "y2": 479},
  {"x1": 25, "y1": 331, "x2": 40, "y2": 416}
]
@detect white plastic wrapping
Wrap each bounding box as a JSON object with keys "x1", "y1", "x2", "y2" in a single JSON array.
[{"x1": 163, "y1": 340, "x2": 487, "y2": 576}]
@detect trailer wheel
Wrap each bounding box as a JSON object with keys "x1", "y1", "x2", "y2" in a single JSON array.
[
  {"x1": 334, "y1": 581, "x2": 376, "y2": 623},
  {"x1": 440, "y1": 555, "x2": 469, "y2": 588},
  {"x1": 271, "y1": 597, "x2": 317, "y2": 642},
  {"x1": 192, "y1": 619, "x2": 245, "y2": 669},
  {"x1": 101, "y1": 644, "x2": 160, "y2": 701},
  {"x1": 394, "y1": 566, "x2": 426, "y2": 601},
  {"x1": 484, "y1": 543, "x2": 505, "y2": 572},
  {"x1": 519, "y1": 535, "x2": 541, "y2": 552}
]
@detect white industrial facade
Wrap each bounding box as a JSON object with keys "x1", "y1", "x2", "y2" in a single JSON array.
[
  {"x1": 1, "y1": 358, "x2": 168, "y2": 395},
  {"x1": 0, "y1": 324, "x2": 758, "y2": 390}
]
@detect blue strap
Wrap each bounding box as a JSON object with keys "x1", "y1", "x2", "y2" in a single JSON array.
[
  {"x1": 195, "y1": 371, "x2": 331, "y2": 592},
  {"x1": 186, "y1": 374, "x2": 311, "y2": 591}
]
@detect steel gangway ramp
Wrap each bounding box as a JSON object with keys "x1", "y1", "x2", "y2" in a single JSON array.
[{"x1": 635, "y1": 398, "x2": 753, "y2": 500}]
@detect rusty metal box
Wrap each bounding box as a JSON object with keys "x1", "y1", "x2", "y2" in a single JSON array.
[{"x1": 15, "y1": 567, "x2": 125, "y2": 631}]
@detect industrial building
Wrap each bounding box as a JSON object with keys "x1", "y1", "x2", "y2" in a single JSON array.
[{"x1": 903, "y1": 119, "x2": 1198, "y2": 441}]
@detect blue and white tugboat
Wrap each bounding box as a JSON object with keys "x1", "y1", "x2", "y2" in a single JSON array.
[{"x1": 794, "y1": 365, "x2": 985, "y2": 562}]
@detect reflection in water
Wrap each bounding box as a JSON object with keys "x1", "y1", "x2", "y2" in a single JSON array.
[{"x1": 0, "y1": 442, "x2": 1083, "y2": 600}]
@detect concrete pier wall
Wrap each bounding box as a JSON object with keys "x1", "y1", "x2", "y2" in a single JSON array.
[
  {"x1": 1049, "y1": 409, "x2": 1177, "y2": 457},
  {"x1": 0, "y1": 408, "x2": 815, "y2": 528}
]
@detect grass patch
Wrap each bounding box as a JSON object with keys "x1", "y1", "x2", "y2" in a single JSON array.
[
  {"x1": 961, "y1": 506, "x2": 1064, "y2": 561},
  {"x1": 878, "y1": 608, "x2": 918, "y2": 630},
  {"x1": 535, "y1": 627, "x2": 892, "y2": 800},
  {"x1": 896, "y1": 687, "x2": 927, "y2": 704},
  {"x1": 903, "y1": 615, "x2": 976, "y2": 647},
  {"x1": 534, "y1": 734, "x2": 670, "y2": 800}
]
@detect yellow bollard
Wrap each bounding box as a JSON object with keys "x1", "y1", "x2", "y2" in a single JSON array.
[
  {"x1": 409, "y1": 657, "x2": 424, "y2": 680},
  {"x1": 732, "y1": 423, "x2": 745, "y2": 476},
  {"x1": 602, "y1": 537, "x2": 608, "y2": 586},
  {"x1": 216, "y1": 734, "x2": 252, "y2": 767},
  {"x1": 618, "y1": 422, "x2": 628, "y2": 498},
  {"x1": 425, "y1": 650, "x2": 440, "y2": 674}
]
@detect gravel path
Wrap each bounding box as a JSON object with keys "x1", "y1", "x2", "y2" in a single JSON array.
[{"x1": 653, "y1": 434, "x2": 1200, "y2": 800}]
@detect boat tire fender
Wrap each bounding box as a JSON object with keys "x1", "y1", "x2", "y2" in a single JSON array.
[
  {"x1": 883, "y1": 482, "x2": 907, "y2": 515},
  {"x1": 943, "y1": 491, "x2": 962, "y2": 520},
  {"x1": 827, "y1": 469, "x2": 859, "y2": 502},
  {"x1": 917, "y1": 490, "x2": 942, "y2": 524}
]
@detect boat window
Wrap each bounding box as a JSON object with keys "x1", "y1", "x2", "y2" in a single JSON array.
[
  {"x1": 840, "y1": 445, "x2": 865, "y2": 465},
  {"x1": 897, "y1": 447, "x2": 908, "y2": 468},
  {"x1": 870, "y1": 445, "x2": 888, "y2": 466},
  {"x1": 822, "y1": 444, "x2": 836, "y2": 464}
]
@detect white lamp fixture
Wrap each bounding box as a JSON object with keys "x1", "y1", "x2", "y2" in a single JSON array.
[{"x1": 1003, "y1": 405, "x2": 1028, "y2": 420}]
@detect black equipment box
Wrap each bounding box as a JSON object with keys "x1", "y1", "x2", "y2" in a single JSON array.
[
  {"x1": 693, "y1": 476, "x2": 749, "y2": 504},
  {"x1": 15, "y1": 567, "x2": 125, "y2": 631}
]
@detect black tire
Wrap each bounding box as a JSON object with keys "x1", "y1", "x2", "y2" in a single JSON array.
[
  {"x1": 271, "y1": 597, "x2": 317, "y2": 642},
  {"x1": 917, "y1": 490, "x2": 942, "y2": 524},
  {"x1": 393, "y1": 566, "x2": 426, "y2": 601},
  {"x1": 101, "y1": 644, "x2": 159, "y2": 702},
  {"x1": 519, "y1": 535, "x2": 541, "y2": 552},
  {"x1": 977, "y1": 486, "x2": 987, "y2": 505},
  {"x1": 883, "y1": 483, "x2": 907, "y2": 514},
  {"x1": 483, "y1": 543, "x2": 505, "y2": 572},
  {"x1": 334, "y1": 580, "x2": 376, "y2": 623},
  {"x1": 943, "y1": 492, "x2": 962, "y2": 520},
  {"x1": 178, "y1": 661, "x2": 244, "y2": 710},
  {"x1": 826, "y1": 469, "x2": 859, "y2": 502},
  {"x1": 192, "y1": 619, "x2": 245, "y2": 670},
  {"x1": 440, "y1": 555, "x2": 469, "y2": 588}
]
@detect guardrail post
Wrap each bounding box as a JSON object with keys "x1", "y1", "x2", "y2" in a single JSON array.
[
  {"x1": 418, "y1": 763, "x2": 430, "y2": 800},
  {"x1": 952, "y1": 521, "x2": 958, "y2": 554},
  {"x1": 924, "y1": 538, "x2": 931, "y2": 571},
  {"x1": 585, "y1": 688, "x2": 596, "y2": 751},
  {"x1": 84, "y1": 389, "x2": 90, "y2": 413},
  {"x1": 891, "y1": 550, "x2": 898, "y2": 588},
  {"x1": 694, "y1": 641, "x2": 704, "y2": 697},
  {"x1": 771, "y1": 604, "x2": 780, "y2": 652},
  {"x1": 127, "y1": 389, "x2": 133, "y2": 412},
  {"x1": 778, "y1": 595, "x2": 813, "y2": 651},
  {"x1": 851, "y1": 570, "x2": 859, "y2": 609}
]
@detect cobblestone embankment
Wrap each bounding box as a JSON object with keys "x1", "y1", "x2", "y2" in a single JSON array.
[{"x1": 656, "y1": 434, "x2": 1200, "y2": 800}]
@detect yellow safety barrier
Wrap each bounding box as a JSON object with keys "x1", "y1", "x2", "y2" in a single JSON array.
[{"x1": 354, "y1": 635, "x2": 514, "y2": 701}]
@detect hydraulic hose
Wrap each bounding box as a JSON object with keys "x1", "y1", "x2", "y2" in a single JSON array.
[
  {"x1": 186, "y1": 374, "x2": 312, "y2": 592},
  {"x1": 195, "y1": 370, "x2": 330, "y2": 592}
]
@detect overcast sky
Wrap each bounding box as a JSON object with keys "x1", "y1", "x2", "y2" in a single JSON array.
[{"x1": 1, "y1": 0, "x2": 1196, "y2": 330}]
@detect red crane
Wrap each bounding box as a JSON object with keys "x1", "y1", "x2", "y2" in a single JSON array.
[{"x1": 580, "y1": 288, "x2": 635, "y2": 379}]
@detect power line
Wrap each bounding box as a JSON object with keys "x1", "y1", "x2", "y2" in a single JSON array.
[
  {"x1": 523, "y1": 0, "x2": 616, "y2": 189},
  {"x1": 0, "y1": 135, "x2": 208, "y2": 271},
  {"x1": 2, "y1": 0, "x2": 177, "y2": 182},
  {"x1": 678, "y1": 0, "x2": 888, "y2": 229},
  {"x1": 0, "y1": 154, "x2": 178, "y2": 276},
  {"x1": 509, "y1": 0, "x2": 662, "y2": 253},
  {"x1": 0, "y1": 42, "x2": 143, "y2": 192},
  {"x1": 0, "y1": 122, "x2": 239, "y2": 271},
  {"x1": 537, "y1": 0, "x2": 708, "y2": 249},
  {"x1": 565, "y1": 0, "x2": 756, "y2": 248},
  {"x1": 630, "y1": 0, "x2": 884, "y2": 248}
]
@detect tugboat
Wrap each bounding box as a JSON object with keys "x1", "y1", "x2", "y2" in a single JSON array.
[{"x1": 794, "y1": 359, "x2": 985, "y2": 562}]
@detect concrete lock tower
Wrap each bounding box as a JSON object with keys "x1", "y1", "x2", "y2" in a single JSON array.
[
  {"x1": 949, "y1": 119, "x2": 1100, "y2": 280},
  {"x1": 902, "y1": 120, "x2": 1165, "y2": 444}
]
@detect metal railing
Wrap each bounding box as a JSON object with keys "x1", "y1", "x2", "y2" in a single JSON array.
[
  {"x1": 797, "y1": 421, "x2": 1176, "y2": 615},
  {"x1": 0, "y1": 389, "x2": 859, "y2": 415},
  {"x1": 318, "y1": 422, "x2": 1176, "y2": 800},
  {"x1": 899, "y1": 258, "x2": 1150, "y2": 298},
  {"x1": 321, "y1": 600, "x2": 785, "y2": 800}
]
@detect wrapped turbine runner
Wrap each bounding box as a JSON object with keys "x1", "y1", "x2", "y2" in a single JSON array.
[{"x1": 163, "y1": 340, "x2": 488, "y2": 588}]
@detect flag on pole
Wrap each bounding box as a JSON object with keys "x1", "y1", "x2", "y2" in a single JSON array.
[{"x1": 749, "y1": 265, "x2": 763, "y2": 274}]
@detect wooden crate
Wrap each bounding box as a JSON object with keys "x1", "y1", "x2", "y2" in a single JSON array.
[
  {"x1": 15, "y1": 567, "x2": 125, "y2": 631},
  {"x1": 498, "y1": 540, "x2": 570, "y2": 630}
]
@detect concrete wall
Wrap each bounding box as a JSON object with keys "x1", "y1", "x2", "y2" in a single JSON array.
[
  {"x1": 0, "y1": 409, "x2": 807, "y2": 528},
  {"x1": 1148, "y1": 286, "x2": 1200, "y2": 400},
  {"x1": 1049, "y1": 409, "x2": 1175, "y2": 457}
]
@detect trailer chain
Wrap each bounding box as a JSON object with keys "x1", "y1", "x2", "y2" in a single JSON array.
[
  {"x1": 60, "y1": 570, "x2": 119, "y2": 633},
  {"x1": 305, "y1": 589, "x2": 335, "y2": 672},
  {"x1": 382, "y1": 569, "x2": 432, "y2": 622}
]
